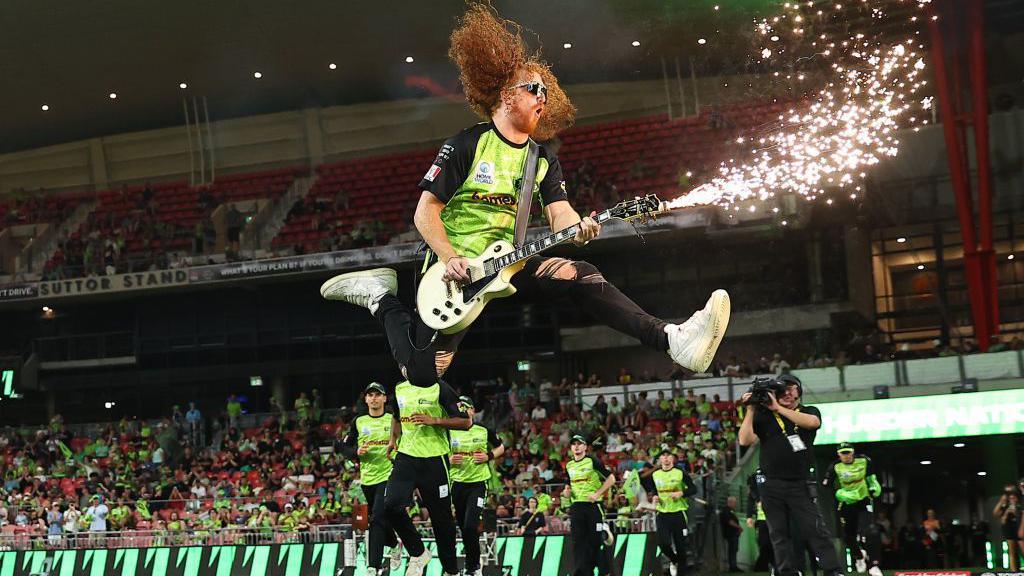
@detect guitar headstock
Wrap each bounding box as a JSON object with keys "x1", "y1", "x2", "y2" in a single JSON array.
[{"x1": 609, "y1": 194, "x2": 664, "y2": 223}]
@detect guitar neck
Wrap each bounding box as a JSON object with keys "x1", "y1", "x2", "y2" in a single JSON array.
[{"x1": 491, "y1": 209, "x2": 615, "y2": 270}]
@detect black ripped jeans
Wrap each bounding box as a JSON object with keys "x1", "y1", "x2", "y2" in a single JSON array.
[{"x1": 375, "y1": 255, "x2": 669, "y2": 386}]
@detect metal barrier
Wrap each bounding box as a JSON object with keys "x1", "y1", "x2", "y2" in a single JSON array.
[{"x1": 0, "y1": 524, "x2": 352, "y2": 551}]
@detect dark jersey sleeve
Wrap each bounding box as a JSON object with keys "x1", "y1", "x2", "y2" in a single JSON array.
[
  {"x1": 682, "y1": 470, "x2": 698, "y2": 497},
  {"x1": 822, "y1": 460, "x2": 839, "y2": 490},
  {"x1": 387, "y1": 395, "x2": 400, "y2": 420},
  {"x1": 418, "y1": 126, "x2": 482, "y2": 204},
  {"x1": 438, "y1": 381, "x2": 468, "y2": 419},
  {"x1": 487, "y1": 428, "x2": 503, "y2": 449},
  {"x1": 537, "y1": 149, "x2": 568, "y2": 207},
  {"x1": 590, "y1": 456, "x2": 611, "y2": 480},
  {"x1": 339, "y1": 419, "x2": 359, "y2": 458}
]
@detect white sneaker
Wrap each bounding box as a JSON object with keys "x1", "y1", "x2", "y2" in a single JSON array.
[
  {"x1": 389, "y1": 542, "x2": 404, "y2": 572},
  {"x1": 667, "y1": 289, "x2": 731, "y2": 373},
  {"x1": 670, "y1": 563, "x2": 679, "y2": 576},
  {"x1": 472, "y1": 569, "x2": 484, "y2": 576},
  {"x1": 320, "y1": 268, "x2": 397, "y2": 315},
  {"x1": 404, "y1": 548, "x2": 432, "y2": 576},
  {"x1": 362, "y1": 568, "x2": 378, "y2": 576},
  {"x1": 868, "y1": 566, "x2": 883, "y2": 576},
  {"x1": 855, "y1": 558, "x2": 867, "y2": 573}
]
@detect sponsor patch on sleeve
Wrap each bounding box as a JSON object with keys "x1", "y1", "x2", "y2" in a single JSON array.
[{"x1": 424, "y1": 164, "x2": 442, "y2": 182}]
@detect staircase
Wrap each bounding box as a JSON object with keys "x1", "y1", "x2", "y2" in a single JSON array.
[
  {"x1": 242, "y1": 175, "x2": 313, "y2": 257},
  {"x1": 17, "y1": 200, "x2": 97, "y2": 275}
]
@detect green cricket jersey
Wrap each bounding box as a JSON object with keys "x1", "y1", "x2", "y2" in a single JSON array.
[
  {"x1": 823, "y1": 455, "x2": 881, "y2": 505},
  {"x1": 418, "y1": 122, "x2": 568, "y2": 258},
  {"x1": 449, "y1": 424, "x2": 502, "y2": 484},
  {"x1": 390, "y1": 380, "x2": 466, "y2": 459},
  {"x1": 565, "y1": 455, "x2": 612, "y2": 504},
  {"x1": 342, "y1": 413, "x2": 394, "y2": 486},
  {"x1": 652, "y1": 468, "x2": 695, "y2": 514}
]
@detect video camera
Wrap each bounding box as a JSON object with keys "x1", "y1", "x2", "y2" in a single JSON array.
[{"x1": 744, "y1": 376, "x2": 789, "y2": 407}]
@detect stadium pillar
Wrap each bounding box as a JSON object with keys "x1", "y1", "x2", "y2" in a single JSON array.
[
  {"x1": 926, "y1": 0, "x2": 997, "y2": 351},
  {"x1": 966, "y1": 0, "x2": 999, "y2": 342},
  {"x1": 88, "y1": 138, "x2": 109, "y2": 189},
  {"x1": 303, "y1": 109, "x2": 325, "y2": 166}
]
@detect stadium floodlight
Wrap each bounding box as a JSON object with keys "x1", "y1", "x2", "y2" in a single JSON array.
[
  {"x1": 109, "y1": 92, "x2": 117, "y2": 99},
  {"x1": 329, "y1": 63, "x2": 337, "y2": 70},
  {"x1": 253, "y1": 71, "x2": 263, "y2": 79},
  {"x1": 405, "y1": 56, "x2": 414, "y2": 63},
  {"x1": 631, "y1": 40, "x2": 640, "y2": 47},
  {"x1": 919, "y1": 460, "x2": 932, "y2": 465},
  {"x1": 40, "y1": 104, "x2": 49, "y2": 111},
  {"x1": 563, "y1": 43, "x2": 572, "y2": 49},
  {"x1": 179, "y1": 82, "x2": 188, "y2": 89}
]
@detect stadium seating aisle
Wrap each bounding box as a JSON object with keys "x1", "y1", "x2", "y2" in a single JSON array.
[{"x1": 42, "y1": 167, "x2": 304, "y2": 279}]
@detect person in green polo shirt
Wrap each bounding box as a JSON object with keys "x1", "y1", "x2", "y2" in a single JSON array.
[
  {"x1": 340, "y1": 382, "x2": 403, "y2": 576},
  {"x1": 650, "y1": 449, "x2": 697, "y2": 576},
  {"x1": 822, "y1": 442, "x2": 883, "y2": 576},
  {"x1": 381, "y1": 379, "x2": 471, "y2": 576},
  {"x1": 448, "y1": 396, "x2": 505, "y2": 576},
  {"x1": 563, "y1": 433, "x2": 616, "y2": 576}
]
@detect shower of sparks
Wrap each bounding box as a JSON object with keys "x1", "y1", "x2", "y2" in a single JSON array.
[{"x1": 667, "y1": 0, "x2": 933, "y2": 211}]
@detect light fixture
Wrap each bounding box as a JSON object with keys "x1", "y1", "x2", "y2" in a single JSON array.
[
  {"x1": 896, "y1": 237, "x2": 907, "y2": 243},
  {"x1": 631, "y1": 40, "x2": 641, "y2": 47},
  {"x1": 977, "y1": 471, "x2": 987, "y2": 476},
  {"x1": 781, "y1": 220, "x2": 789, "y2": 226},
  {"x1": 253, "y1": 71, "x2": 263, "y2": 79},
  {"x1": 714, "y1": 4, "x2": 720, "y2": 9},
  {"x1": 770, "y1": 35, "x2": 780, "y2": 42},
  {"x1": 40, "y1": 104, "x2": 49, "y2": 111},
  {"x1": 329, "y1": 63, "x2": 337, "y2": 70},
  {"x1": 41, "y1": 306, "x2": 51, "y2": 313},
  {"x1": 920, "y1": 460, "x2": 932, "y2": 465},
  {"x1": 1010, "y1": 254, "x2": 1016, "y2": 260},
  {"x1": 108, "y1": 92, "x2": 117, "y2": 99},
  {"x1": 405, "y1": 56, "x2": 414, "y2": 63},
  {"x1": 563, "y1": 42, "x2": 572, "y2": 49},
  {"x1": 917, "y1": 264, "x2": 925, "y2": 270},
  {"x1": 179, "y1": 82, "x2": 188, "y2": 89},
  {"x1": 104, "y1": 401, "x2": 116, "y2": 409},
  {"x1": 698, "y1": 38, "x2": 707, "y2": 45},
  {"x1": 953, "y1": 442, "x2": 965, "y2": 448}
]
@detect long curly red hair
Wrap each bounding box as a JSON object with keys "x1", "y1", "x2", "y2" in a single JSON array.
[{"x1": 448, "y1": 2, "x2": 576, "y2": 141}]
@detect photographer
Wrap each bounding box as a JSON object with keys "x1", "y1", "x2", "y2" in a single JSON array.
[
  {"x1": 738, "y1": 374, "x2": 842, "y2": 576},
  {"x1": 993, "y1": 484, "x2": 1021, "y2": 570}
]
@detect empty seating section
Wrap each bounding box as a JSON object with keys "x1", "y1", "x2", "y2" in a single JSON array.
[
  {"x1": 47, "y1": 167, "x2": 303, "y2": 269},
  {"x1": 272, "y1": 150, "x2": 436, "y2": 252},
  {"x1": 270, "y1": 100, "x2": 788, "y2": 251},
  {"x1": 0, "y1": 191, "x2": 90, "y2": 227}
]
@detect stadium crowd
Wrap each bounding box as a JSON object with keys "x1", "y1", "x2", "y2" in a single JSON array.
[{"x1": 0, "y1": 378, "x2": 741, "y2": 550}]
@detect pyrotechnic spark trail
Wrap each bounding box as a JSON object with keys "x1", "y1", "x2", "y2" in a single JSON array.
[{"x1": 667, "y1": 0, "x2": 933, "y2": 211}]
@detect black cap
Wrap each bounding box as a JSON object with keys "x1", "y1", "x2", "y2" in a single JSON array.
[
  {"x1": 837, "y1": 442, "x2": 855, "y2": 454},
  {"x1": 777, "y1": 373, "x2": 803, "y2": 396},
  {"x1": 457, "y1": 395, "x2": 475, "y2": 410},
  {"x1": 658, "y1": 446, "x2": 677, "y2": 458},
  {"x1": 570, "y1": 433, "x2": 588, "y2": 445},
  {"x1": 364, "y1": 382, "x2": 386, "y2": 395}
]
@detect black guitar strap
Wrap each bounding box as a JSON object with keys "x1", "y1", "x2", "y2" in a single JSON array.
[{"x1": 513, "y1": 139, "x2": 540, "y2": 249}]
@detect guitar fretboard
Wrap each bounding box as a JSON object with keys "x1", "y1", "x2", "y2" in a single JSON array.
[{"x1": 489, "y1": 210, "x2": 614, "y2": 271}]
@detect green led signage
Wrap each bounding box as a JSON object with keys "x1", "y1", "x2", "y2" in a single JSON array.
[
  {"x1": 815, "y1": 388, "x2": 1024, "y2": 444},
  {"x1": 0, "y1": 369, "x2": 18, "y2": 399}
]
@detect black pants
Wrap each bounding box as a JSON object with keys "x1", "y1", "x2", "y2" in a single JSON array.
[
  {"x1": 382, "y1": 453, "x2": 459, "y2": 574},
  {"x1": 452, "y1": 481, "x2": 486, "y2": 572},
  {"x1": 726, "y1": 533, "x2": 740, "y2": 571},
  {"x1": 655, "y1": 511, "x2": 689, "y2": 570},
  {"x1": 754, "y1": 520, "x2": 777, "y2": 572},
  {"x1": 375, "y1": 256, "x2": 668, "y2": 387},
  {"x1": 570, "y1": 502, "x2": 607, "y2": 576},
  {"x1": 839, "y1": 500, "x2": 881, "y2": 568},
  {"x1": 363, "y1": 481, "x2": 399, "y2": 570},
  {"x1": 760, "y1": 477, "x2": 841, "y2": 576}
]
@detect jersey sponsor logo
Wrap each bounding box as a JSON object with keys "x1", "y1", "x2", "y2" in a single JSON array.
[
  {"x1": 451, "y1": 438, "x2": 461, "y2": 448},
  {"x1": 434, "y1": 144, "x2": 453, "y2": 164},
  {"x1": 470, "y1": 190, "x2": 516, "y2": 206},
  {"x1": 360, "y1": 426, "x2": 371, "y2": 436},
  {"x1": 424, "y1": 164, "x2": 441, "y2": 182},
  {"x1": 473, "y1": 161, "x2": 495, "y2": 185}
]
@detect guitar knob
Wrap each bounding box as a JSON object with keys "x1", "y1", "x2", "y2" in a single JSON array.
[
  {"x1": 432, "y1": 309, "x2": 441, "y2": 316},
  {"x1": 454, "y1": 309, "x2": 462, "y2": 315},
  {"x1": 440, "y1": 315, "x2": 449, "y2": 322},
  {"x1": 445, "y1": 301, "x2": 453, "y2": 308}
]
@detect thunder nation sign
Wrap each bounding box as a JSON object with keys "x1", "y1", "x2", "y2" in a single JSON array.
[{"x1": 37, "y1": 269, "x2": 189, "y2": 298}]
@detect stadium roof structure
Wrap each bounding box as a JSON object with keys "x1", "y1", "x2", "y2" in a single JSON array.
[{"x1": 1, "y1": 0, "x2": 1021, "y2": 156}]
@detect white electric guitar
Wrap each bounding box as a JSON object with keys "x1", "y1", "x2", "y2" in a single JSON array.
[{"x1": 416, "y1": 194, "x2": 665, "y2": 334}]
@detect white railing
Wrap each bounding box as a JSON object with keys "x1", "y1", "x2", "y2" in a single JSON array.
[{"x1": 0, "y1": 524, "x2": 351, "y2": 551}]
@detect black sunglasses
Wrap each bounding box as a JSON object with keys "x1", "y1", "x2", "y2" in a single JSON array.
[{"x1": 513, "y1": 81, "x2": 548, "y2": 98}]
